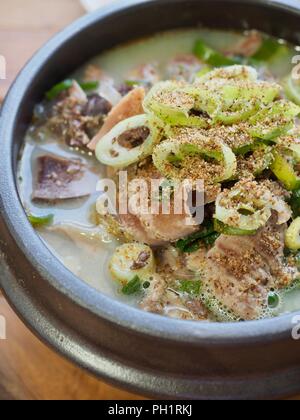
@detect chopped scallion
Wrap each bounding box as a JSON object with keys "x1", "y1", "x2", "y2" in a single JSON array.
[
  {"x1": 28, "y1": 213, "x2": 54, "y2": 228},
  {"x1": 177, "y1": 280, "x2": 202, "y2": 296},
  {"x1": 122, "y1": 276, "x2": 142, "y2": 295},
  {"x1": 268, "y1": 292, "x2": 280, "y2": 309},
  {"x1": 194, "y1": 39, "x2": 241, "y2": 67},
  {"x1": 46, "y1": 79, "x2": 99, "y2": 100}
]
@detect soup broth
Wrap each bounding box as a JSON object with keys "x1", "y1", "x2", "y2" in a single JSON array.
[{"x1": 18, "y1": 29, "x2": 300, "y2": 321}]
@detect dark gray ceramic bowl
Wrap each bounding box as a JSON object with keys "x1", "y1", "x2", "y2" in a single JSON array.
[{"x1": 1, "y1": 0, "x2": 300, "y2": 400}]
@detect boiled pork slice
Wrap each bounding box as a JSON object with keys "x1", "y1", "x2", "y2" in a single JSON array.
[
  {"x1": 203, "y1": 217, "x2": 298, "y2": 320},
  {"x1": 33, "y1": 154, "x2": 96, "y2": 202}
]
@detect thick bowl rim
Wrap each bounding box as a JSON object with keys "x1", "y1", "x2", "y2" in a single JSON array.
[{"x1": 1, "y1": 0, "x2": 300, "y2": 346}]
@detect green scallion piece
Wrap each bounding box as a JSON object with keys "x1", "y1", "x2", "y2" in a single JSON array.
[
  {"x1": 268, "y1": 292, "x2": 280, "y2": 309},
  {"x1": 122, "y1": 276, "x2": 142, "y2": 296},
  {"x1": 177, "y1": 280, "x2": 202, "y2": 296},
  {"x1": 289, "y1": 189, "x2": 300, "y2": 218},
  {"x1": 46, "y1": 79, "x2": 74, "y2": 100},
  {"x1": 176, "y1": 221, "x2": 218, "y2": 253},
  {"x1": 79, "y1": 80, "x2": 100, "y2": 92},
  {"x1": 194, "y1": 39, "x2": 241, "y2": 67},
  {"x1": 251, "y1": 38, "x2": 284, "y2": 62},
  {"x1": 46, "y1": 79, "x2": 99, "y2": 100},
  {"x1": 28, "y1": 213, "x2": 54, "y2": 228}
]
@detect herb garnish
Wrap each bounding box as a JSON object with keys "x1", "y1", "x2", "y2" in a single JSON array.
[
  {"x1": 46, "y1": 79, "x2": 100, "y2": 100},
  {"x1": 176, "y1": 280, "x2": 202, "y2": 296},
  {"x1": 176, "y1": 220, "x2": 219, "y2": 253},
  {"x1": 28, "y1": 213, "x2": 54, "y2": 228},
  {"x1": 122, "y1": 276, "x2": 142, "y2": 295}
]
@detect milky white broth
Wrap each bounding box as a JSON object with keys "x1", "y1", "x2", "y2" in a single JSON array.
[{"x1": 18, "y1": 29, "x2": 300, "y2": 317}]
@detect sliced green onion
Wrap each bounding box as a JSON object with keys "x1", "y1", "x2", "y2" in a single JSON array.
[
  {"x1": 275, "y1": 135, "x2": 300, "y2": 168},
  {"x1": 236, "y1": 144, "x2": 274, "y2": 179},
  {"x1": 121, "y1": 276, "x2": 142, "y2": 295},
  {"x1": 234, "y1": 141, "x2": 257, "y2": 156},
  {"x1": 195, "y1": 65, "x2": 258, "y2": 83},
  {"x1": 96, "y1": 114, "x2": 161, "y2": 168},
  {"x1": 124, "y1": 79, "x2": 149, "y2": 88},
  {"x1": 250, "y1": 38, "x2": 284, "y2": 62},
  {"x1": 270, "y1": 150, "x2": 300, "y2": 191},
  {"x1": 176, "y1": 280, "x2": 202, "y2": 296},
  {"x1": 152, "y1": 138, "x2": 237, "y2": 183},
  {"x1": 215, "y1": 180, "x2": 290, "y2": 230},
  {"x1": 46, "y1": 79, "x2": 73, "y2": 100},
  {"x1": 193, "y1": 40, "x2": 242, "y2": 67},
  {"x1": 79, "y1": 80, "x2": 100, "y2": 91},
  {"x1": 287, "y1": 142, "x2": 300, "y2": 162},
  {"x1": 285, "y1": 217, "x2": 300, "y2": 250},
  {"x1": 46, "y1": 79, "x2": 99, "y2": 100},
  {"x1": 248, "y1": 100, "x2": 300, "y2": 141},
  {"x1": 143, "y1": 281, "x2": 151, "y2": 289},
  {"x1": 212, "y1": 102, "x2": 259, "y2": 125},
  {"x1": 202, "y1": 232, "x2": 220, "y2": 247},
  {"x1": 193, "y1": 77, "x2": 280, "y2": 125},
  {"x1": 215, "y1": 181, "x2": 272, "y2": 231},
  {"x1": 214, "y1": 219, "x2": 257, "y2": 236},
  {"x1": 143, "y1": 81, "x2": 208, "y2": 128},
  {"x1": 124, "y1": 80, "x2": 140, "y2": 87},
  {"x1": 283, "y1": 74, "x2": 300, "y2": 106},
  {"x1": 109, "y1": 243, "x2": 155, "y2": 283},
  {"x1": 233, "y1": 138, "x2": 272, "y2": 156},
  {"x1": 289, "y1": 189, "x2": 300, "y2": 218},
  {"x1": 195, "y1": 66, "x2": 212, "y2": 79},
  {"x1": 267, "y1": 292, "x2": 280, "y2": 309},
  {"x1": 28, "y1": 213, "x2": 54, "y2": 228},
  {"x1": 175, "y1": 221, "x2": 217, "y2": 253}
]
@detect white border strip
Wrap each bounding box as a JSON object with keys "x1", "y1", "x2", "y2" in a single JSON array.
[{"x1": 80, "y1": 0, "x2": 116, "y2": 12}]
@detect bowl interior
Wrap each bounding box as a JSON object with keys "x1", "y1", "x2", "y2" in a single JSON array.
[{"x1": 2, "y1": 0, "x2": 300, "y2": 343}]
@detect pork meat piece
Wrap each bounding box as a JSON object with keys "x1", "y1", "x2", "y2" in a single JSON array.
[
  {"x1": 33, "y1": 155, "x2": 95, "y2": 202},
  {"x1": 203, "y1": 218, "x2": 298, "y2": 320}
]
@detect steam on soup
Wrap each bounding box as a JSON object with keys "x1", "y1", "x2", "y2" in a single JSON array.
[{"x1": 18, "y1": 29, "x2": 300, "y2": 321}]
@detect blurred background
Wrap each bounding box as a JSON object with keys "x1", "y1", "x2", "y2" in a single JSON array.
[
  {"x1": 0, "y1": 0, "x2": 143, "y2": 401},
  {"x1": 0, "y1": 0, "x2": 115, "y2": 98}
]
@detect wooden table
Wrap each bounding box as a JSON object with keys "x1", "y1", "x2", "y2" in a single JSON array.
[{"x1": 0, "y1": 0, "x2": 142, "y2": 400}]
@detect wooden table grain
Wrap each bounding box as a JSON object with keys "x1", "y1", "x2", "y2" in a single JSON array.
[{"x1": 0, "y1": 0, "x2": 143, "y2": 401}]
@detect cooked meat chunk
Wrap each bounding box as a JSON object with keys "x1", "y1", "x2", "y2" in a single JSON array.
[
  {"x1": 117, "y1": 83, "x2": 134, "y2": 97},
  {"x1": 140, "y1": 274, "x2": 167, "y2": 314},
  {"x1": 48, "y1": 82, "x2": 111, "y2": 148},
  {"x1": 137, "y1": 208, "x2": 199, "y2": 243},
  {"x1": 82, "y1": 94, "x2": 112, "y2": 117},
  {"x1": 131, "y1": 251, "x2": 151, "y2": 270},
  {"x1": 165, "y1": 54, "x2": 203, "y2": 82},
  {"x1": 186, "y1": 248, "x2": 207, "y2": 274},
  {"x1": 99, "y1": 181, "x2": 199, "y2": 246},
  {"x1": 223, "y1": 30, "x2": 262, "y2": 57},
  {"x1": 33, "y1": 155, "x2": 95, "y2": 201},
  {"x1": 83, "y1": 64, "x2": 103, "y2": 82},
  {"x1": 116, "y1": 126, "x2": 150, "y2": 149},
  {"x1": 88, "y1": 87, "x2": 145, "y2": 150},
  {"x1": 83, "y1": 64, "x2": 122, "y2": 106},
  {"x1": 118, "y1": 213, "x2": 166, "y2": 246},
  {"x1": 119, "y1": 190, "x2": 199, "y2": 244},
  {"x1": 140, "y1": 274, "x2": 208, "y2": 320},
  {"x1": 257, "y1": 67, "x2": 277, "y2": 83},
  {"x1": 99, "y1": 158, "x2": 200, "y2": 245},
  {"x1": 127, "y1": 63, "x2": 160, "y2": 86},
  {"x1": 203, "y1": 217, "x2": 298, "y2": 320},
  {"x1": 124, "y1": 161, "x2": 199, "y2": 243}
]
